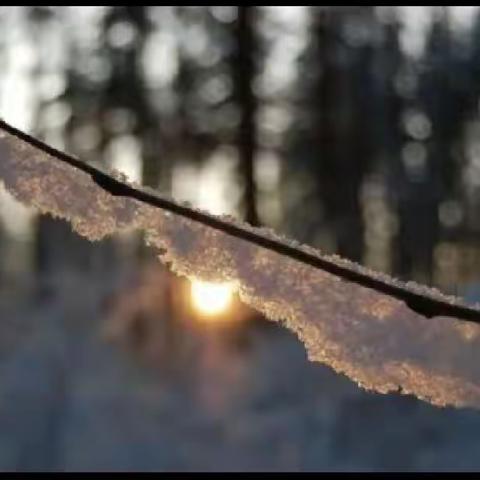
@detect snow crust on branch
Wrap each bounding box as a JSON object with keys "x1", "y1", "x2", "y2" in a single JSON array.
[{"x1": 2, "y1": 123, "x2": 480, "y2": 408}]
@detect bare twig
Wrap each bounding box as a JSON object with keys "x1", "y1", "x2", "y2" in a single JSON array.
[{"x1": 0, "y1": 118, "x2": 479, "y2": 324}]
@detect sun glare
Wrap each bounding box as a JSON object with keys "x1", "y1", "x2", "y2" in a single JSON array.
[{"x1": 191, "y1": 280, "x2": 234, "y2": 316}]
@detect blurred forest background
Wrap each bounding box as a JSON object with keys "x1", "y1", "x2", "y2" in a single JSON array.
[{"x1": 2, "y1": 5, "x2": 480, "y2": 472}]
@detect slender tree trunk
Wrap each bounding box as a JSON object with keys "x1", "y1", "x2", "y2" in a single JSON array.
[{"x1": 235, "y1": 6, "x2": 259, "y2": 226}]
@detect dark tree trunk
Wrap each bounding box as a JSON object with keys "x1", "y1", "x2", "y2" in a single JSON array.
[{"x1": 235, "y1": 6, "x2": 259, "y2": 226}]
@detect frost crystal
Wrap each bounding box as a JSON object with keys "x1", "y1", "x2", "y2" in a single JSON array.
[{"x1": 1, "y1": 122, "x2": 480, "y2": 409}]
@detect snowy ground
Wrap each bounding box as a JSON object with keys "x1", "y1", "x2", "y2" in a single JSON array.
[{"x1": 1, "y1": 272, "x2": 480, "y2": 472}]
